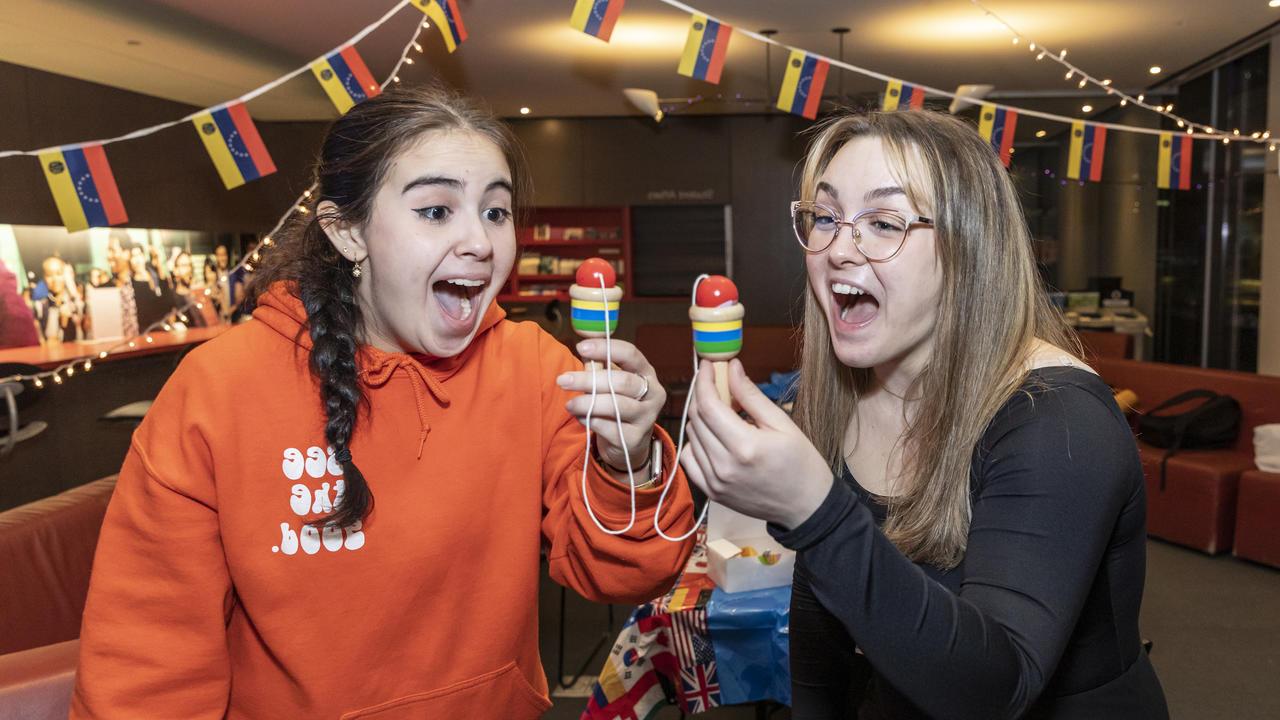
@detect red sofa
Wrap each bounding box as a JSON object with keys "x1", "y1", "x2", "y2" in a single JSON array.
[
  {"x1": 1234, "y1": 469, "x2": 1280, "y2": 568},
  {"x1": 1094, "y1": 359, "x2": 1280, "y2": 554},
  {"x1": 0, "y1": 476, "x2": 116, "y2": 718}
]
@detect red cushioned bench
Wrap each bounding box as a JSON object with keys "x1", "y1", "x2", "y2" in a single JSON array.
[{"x1": 1094, "y1": 359, "x2": 1280, "y2": 554}]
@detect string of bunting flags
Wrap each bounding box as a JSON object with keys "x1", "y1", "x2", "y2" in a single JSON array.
[
  {"x1": 0, "y1": 0, "x2": 443, "y2": 387},
  {"x1": 0, "y1": 0, "x2": 1262, "y2": 386}
]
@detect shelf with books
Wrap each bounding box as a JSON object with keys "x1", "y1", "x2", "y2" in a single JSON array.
[{"x1": 501, "y1": 206, "x2": 633, "y2": 303}]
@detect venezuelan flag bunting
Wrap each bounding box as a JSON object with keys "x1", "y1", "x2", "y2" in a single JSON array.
[
  {"x1": 883, "y1": 80, "x2": 926, "y2": 111},
  {"x1": 39, "y1": 144, "x2": 128, "y2": 233},
  {"x1": 776, "y1": 49, "x2": 829, "y2": 120},
  {"x1": 413, "y1": 0, "x2": 467, "y2": 53},
  {"x1": 1067, "y1": 121, "x2": 1107, "y2": 182},
  {"x1": 310, "y1": 44, "x2": 381, "y2": 115},
  {"x1": 571, "y1": 0, "x2": 625, "y2": 42},
  {"x1": 978, "y1": 105, "x2": 1018, "y2": 167},
  {"x1": 678, "y1": 14, "x2": 732, "y2": 84},
  {"x1": 1158, "y1": 132, "x2": 1193, "y2": 190},
  {"x1": 191, "y1": 102, "x2": 277, "y2": 190}
]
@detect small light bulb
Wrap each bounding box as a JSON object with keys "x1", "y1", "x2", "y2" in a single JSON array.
[
  {"x1": 1035, "y1": 130, "x2": 1047, "y2": 138},
  {"x1": 84, "y1": 360, "x2": 92, "y2": 372},
  {"x1": 1138, "y1": 94, "x2": 1145, "y2": 103},
  {"x1": 66, "y1": 365, "x2": 75, "y2": 377},
  {"x1": 163, "y1": 323, "x2": 172, "y2": 331},
  {"x1": 204, "y1": 288, "x2": 213, "y2": 296},
  {"x1": 1271, "y1": 144, "x2": 1277, "y2": 152},
  {"x1": 1029, "y1": 42, "x2": 1036, "y2": 51},
  {"x1": 263, "y1": 236, "x2": 274, "y2": 246},
  {"x1": 422, "y1": 20, "x2": 430, "y2": 28},
  {"x1": 196, "y1": 303, "x2": 204, "y2": 310},
  {"x1": 53, "y1": 373, "x2": 62, "y2": 385},
  {"x1": 413, "y1": 42, "x2": 423, "y2": 52},
  {"x1": 303, "y1": 190, "x2": 312, "y2": 199},
  {"x1": 252, "y1": 252, "x2": 261, "y2": 262},
  {"x1": 1065, "y1": 70, "x2": 1074, "y2": 80},
  {"x1": 519, "y1": 107, "x2": 531, "y2": 115},
  {"x1": 1082, "y1": 104, "x2": 1093, "y2": 113},
  {"x1": 1149, "y1": 66, "x2": 1162, "y2": 75},
  {"x1": 179, "y1": 314, "x2": 189, "y2": 322},
  {"x1": 145, "y1": 336, "x2": 154, "y2": 344},
  {"x1": 1265, "y1": 131, "x2": 1272, "y2": 139},
  {"x1": 1253, "y1": 131, "x2": 1262, "y2": 139},
  {"x1": 245, "y1": 263, "x2": 254, "y2": 272},
  {"x1": 98, "y1": 351, "x2": 108, "y2": 359},
  {"x1": 1012, "y1": 37, "x2": 1020, "y2": 45},
  {"x1": 1078, "y1": 79, "x2": 1088, "y2": 89},
  {"x1": 1223, "y1": 138, "x2": 1230, "y2": 145},
  {"x1": 128, "y1": 341, "x2": 137, "y2": 349},
  {"x1": 1120, "y1": 99, "x2": 1128, "y2": 106},
  {"x1": 1102, "y1": 79, "x2": 1112, "y2": 86},
  {"x1": 34, "y1": 377, "x2": 44, "y2": 389},
  {"x1": 1059, "y1": 49, "x2": 1067, "y2": 59},
  {"x1": 405, "y1": 57, "x2": 414, "y2": 65},
  {"x1": 1166, "y1": 103, "x2": 1174, "y2": 112},
  {"x1": 1234, "y1": 129, "x2": 1241, "y2": 136},
  {"x1": 296, "y1": 205, "x2": 309, "y2": 214},
  {"x1": 393, "y1": 76, "x2": 402, "y2": 83},
  {"x1": 1036, "y1": 51, "x2": 1046, "y2": 60},
  {"x1": 1178, "y1": 120, "x2": 1185, "y2": 127}
]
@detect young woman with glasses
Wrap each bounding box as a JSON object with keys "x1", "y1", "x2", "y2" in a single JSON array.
[{"x1": 678, "y1": 110, "x2": 1169, "y2": 719}]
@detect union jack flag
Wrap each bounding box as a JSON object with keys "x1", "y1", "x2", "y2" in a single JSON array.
[{"x1": 679, "y1": 661, "x2": 721, "y2": 713}]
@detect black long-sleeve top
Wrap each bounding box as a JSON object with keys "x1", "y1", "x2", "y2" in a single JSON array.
[{"x1": 770, "y1": 367, "x2": 1169, "y2": 719}]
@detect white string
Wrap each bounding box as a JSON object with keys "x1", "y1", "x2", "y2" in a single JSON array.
[
  {"x1": 650, "y1": 0, "x2": 1264, "y2": 144},
  {"x1": 580, "y1": 274, "x2": 639, "y2": 535},
  {"x1": 653, "y1": 273, "x2": 711, "y2": 542}
]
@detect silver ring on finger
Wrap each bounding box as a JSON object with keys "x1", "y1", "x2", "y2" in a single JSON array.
[{"x1": 633, "y1": 375, "x2": 650, "y2": 402}]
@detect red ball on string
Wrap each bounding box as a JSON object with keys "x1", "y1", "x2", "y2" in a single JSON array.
[
  {"x1": 696, "y1": 275, "x2": 738, "y2": 308},
  {"x1": 576, "y1": 257, "x2": 616, "y2": 288}
]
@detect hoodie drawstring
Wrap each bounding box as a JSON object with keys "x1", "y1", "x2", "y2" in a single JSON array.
[{"x1": 361, "y1": 357, "x2": 449, "y2": 461}]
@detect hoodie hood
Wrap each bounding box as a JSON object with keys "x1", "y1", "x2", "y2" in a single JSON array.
[{"x1": 253, "y1": 281, "x2": 506, "y2": 458}]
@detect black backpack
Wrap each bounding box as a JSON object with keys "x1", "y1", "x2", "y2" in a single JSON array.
[{"x1": 1138, "y1": 389, "x2": 1241, "y2": 490}]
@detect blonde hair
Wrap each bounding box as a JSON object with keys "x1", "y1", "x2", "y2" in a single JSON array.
[{"x1": 792, "y1": 110, "x2": 1079, "y2": 568}]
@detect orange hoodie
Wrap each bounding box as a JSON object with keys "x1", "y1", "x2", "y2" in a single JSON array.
[{"x1": 71, "y1": 283, "x2": 695, "y2": 719}]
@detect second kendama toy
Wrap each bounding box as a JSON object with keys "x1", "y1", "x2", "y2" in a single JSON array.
[
  {"x1": 569, "y1": 257, "x2": 622, "y2": 372},
  {"x1": 690, "y1": 275, "x2": 744, "y2": 402}
]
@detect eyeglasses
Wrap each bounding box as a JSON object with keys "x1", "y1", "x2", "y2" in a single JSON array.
[{"x1": 790, "y1": 200, "x2": 934, "y2": 261}]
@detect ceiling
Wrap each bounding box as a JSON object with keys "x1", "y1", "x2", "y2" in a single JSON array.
[{"x1": 1, "y1": 0, "x2": 1277, "y2": 128}]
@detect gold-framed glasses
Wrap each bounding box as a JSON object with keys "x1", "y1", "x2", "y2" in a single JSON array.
[{"x1": 790, "y1": 200, "x2": 934, "y2": 261}]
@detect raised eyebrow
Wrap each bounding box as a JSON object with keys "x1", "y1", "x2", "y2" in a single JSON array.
[
  {"x1": 865, "y1": 185, "x2": 907, "y2": 203},
  {"x1": 485, "y1": 179, "x2": 514, "y2": 195},
  {"x1": 815, "y1": 181, "x2": 839, "y2": 200},
  {"x1": 402, "y1": 175, "x2": 463, "y2": 194}
]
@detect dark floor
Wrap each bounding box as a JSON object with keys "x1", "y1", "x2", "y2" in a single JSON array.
[{"x1": 538, "y1": 540, "x2": 1280, "y2": 719}]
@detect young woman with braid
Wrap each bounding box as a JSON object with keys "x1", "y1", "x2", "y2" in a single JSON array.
[{"x1": 71, "y1": 86, "x2": 695, "y2": 719}]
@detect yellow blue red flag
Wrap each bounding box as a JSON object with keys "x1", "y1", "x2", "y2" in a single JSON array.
[
  {"x1": 38, "y1": 144, "x2": 128, "y2": 233},
  {"x1": 191, "y1": 101, "x2": 277, "y2": 190},
  {"x1": 678, "y1": 14, "x2": 731, "y2": 84}
]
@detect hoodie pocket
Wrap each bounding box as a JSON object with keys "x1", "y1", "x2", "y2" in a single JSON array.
[{"x1": 339, "y1": 661, "x2": 553, "y2": 719}]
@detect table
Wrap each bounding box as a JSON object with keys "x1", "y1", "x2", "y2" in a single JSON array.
[
  {"x1": 581, "y1": 532, "x2": 791, "y2": 718},
  {"x1": 1065, "y1": 309, "x2": 1150, "y2": 361},
  {"x1": 0, "y1": 326, "x2": 228, "y2": 371}
]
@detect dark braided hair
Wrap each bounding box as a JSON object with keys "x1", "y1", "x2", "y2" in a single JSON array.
[{"x1": 249, "y1": 84, "x2": 531, "y2": 527}]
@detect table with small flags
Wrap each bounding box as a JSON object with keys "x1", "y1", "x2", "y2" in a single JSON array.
[{"x1": 581, "y1": 531, "x2": 791, "y2": 718}]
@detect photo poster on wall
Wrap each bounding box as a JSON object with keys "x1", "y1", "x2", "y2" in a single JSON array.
[{"x1": 0, "y1": 224, "x2": 246, "y2": 349}]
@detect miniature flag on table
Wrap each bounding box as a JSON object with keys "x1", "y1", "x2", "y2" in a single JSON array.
[
  {"x1": 310, "y1": 44, "x2": 381, "y2": 115},
  {"x1": 191, "y1": 102, "x2": 276, "y2": 190},
  {"x1": 571, "y1": 0, "x2": 626, "y2": 42},
  {"x1": 1158, "y1": 132, "x2": 1193, "y2": 190},
  {"x1": 979, "y1": 105, "x2": 1018, "y2": 167},
  {"x1": 882, "y1": 80, "x2": 925, "y2": 111},
  {"x1": 412, "y1": 0, "x2": 467, "y2": 53},
  {"x1": 678, "y1": 14, "x2": 732, "y2": 84},
  {"x1": 776, "y1": 50, "x2": 829, "y2": 120},
  {"x1": 38, "y1": 144, "x2": 127, "y2": 233},
  {"x1": 1067, "y1": 121, "x2": 1107, "y2": 182}
]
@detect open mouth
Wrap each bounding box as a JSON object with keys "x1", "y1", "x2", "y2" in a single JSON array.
[
  {"x1": 432, "y1": 277, "x2": 487, "y2": 328},
  {"x1": 831, "y1": 281, "x2": 880, "y2": 328}
]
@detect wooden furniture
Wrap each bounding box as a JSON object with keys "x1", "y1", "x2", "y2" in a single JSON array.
[{"x1": 501, "y1": 207, "x2": 633, "y2": 304}]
